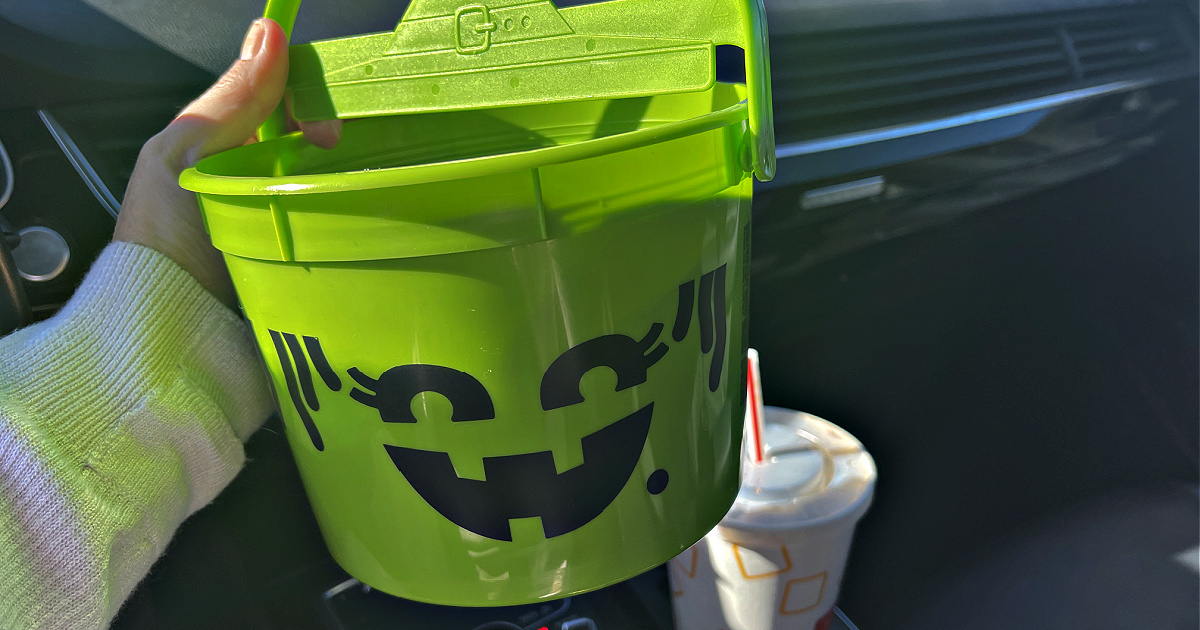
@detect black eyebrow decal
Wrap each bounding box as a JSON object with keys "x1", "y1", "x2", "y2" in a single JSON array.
[
  {"x1": 304, "y1": 335, "x2": 342, "y2": 392},
  {"x1": 672, "y1": 280, "x2": 695, "y2": 342},
  {"x1": 269, "y1": 329, "x2": 325, "y2": 451}
]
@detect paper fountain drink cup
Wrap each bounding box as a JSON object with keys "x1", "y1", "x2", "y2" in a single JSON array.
[{"x1": 669, "y1": 407, "x2": 877, "y2": 630}]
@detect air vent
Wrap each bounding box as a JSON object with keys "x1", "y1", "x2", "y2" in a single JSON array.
[
  {"x1": 772, "y1": 3, "x2": 1198, "y2": 141},
  {"x1": 1068, "y1": 8, "x2": 1195, "y2": 78}
]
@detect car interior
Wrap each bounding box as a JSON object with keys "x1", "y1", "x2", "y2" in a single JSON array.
[{"x1": 0, "y1": 0, "x2": 1195, "y2": 628}]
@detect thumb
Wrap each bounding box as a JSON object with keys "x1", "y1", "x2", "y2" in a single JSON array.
[{"x1": 164, "y1": 18, "x2": 290, "y2": 171}]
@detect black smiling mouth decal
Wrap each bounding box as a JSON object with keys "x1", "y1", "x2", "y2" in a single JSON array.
[
  {"x1": 356, "y1": 324, "x2": 669, "y2": 541},
  {"x1": 385, "y1": 404, "x2": 654, "y2": 541}
]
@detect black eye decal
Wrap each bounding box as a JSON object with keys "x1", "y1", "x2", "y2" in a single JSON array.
[
  {"x1": 349, "y1": 365, "x2": 496, "y2": 424},
  {"x1": 540, "y1": 323, "x2": 668, "y2": 411}
]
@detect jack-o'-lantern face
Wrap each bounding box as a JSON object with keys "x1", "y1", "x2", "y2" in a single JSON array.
[
  {"x1": 268, "y1": 264, "x2": 728, "y2": 542},
  {"x1": 349, "y1": 325, "x2": 668, "y2": 541}
]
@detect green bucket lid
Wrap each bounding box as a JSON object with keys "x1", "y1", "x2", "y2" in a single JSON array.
[{"x1": 257, "y1": 0, "x2": 774, "y2": 182}]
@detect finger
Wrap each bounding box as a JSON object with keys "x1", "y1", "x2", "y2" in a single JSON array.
[
  {"x1": 158, "y1": 18, "x2": 290, "y2": 172},
  {"x1": 286, "y1": 92, "x2": 343, "y2": 149},
  {"x1": 283, "y1": 93, "x2": 302, "y2": 133},
  {"x1": 283, "y1": 91, "x2": 340, "y2": 148},
  {"x1": 299, "y1": 119, "x2": 343, "y2": 149}
]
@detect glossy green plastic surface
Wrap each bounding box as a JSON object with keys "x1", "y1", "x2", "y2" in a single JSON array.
[
  {"x1": 260, "y1": 0, "x2": 774, "y2": 181},
  {"x1": 227, "y1": 189, "x2": 750, "y2": 605},
  {"x1": 187, "y1": 85, "x2": 749, "y2": 261},
  {"x1": 181, "y1": 0, "x2": 772, "y2": 607}
]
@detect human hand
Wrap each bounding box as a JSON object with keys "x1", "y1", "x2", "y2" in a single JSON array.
[{"x1": 114, "y1": 18, "x2": 341, "y2": 308}]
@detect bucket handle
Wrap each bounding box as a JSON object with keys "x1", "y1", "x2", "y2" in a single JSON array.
[
  {"x1": 732, "y1": 0, "x2": 776, "y2": 182},
  {"x1": 255, "y1": 0, "x2": 774, "y2": 182},
  {"x1": 256, "y1": 0, "x2": 302, "y2": 143}
]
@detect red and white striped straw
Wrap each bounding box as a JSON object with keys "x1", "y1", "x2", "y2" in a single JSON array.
[{"x1": 745, "y1": 348, "x2": 766, "y2": 464}]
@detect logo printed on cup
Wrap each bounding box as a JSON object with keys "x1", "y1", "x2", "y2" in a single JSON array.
[
  {"x1": 780, "y1": 571, "x2": 828, "y2": 615},
  {"x1": 670, "y1": 406, "x2": 876, "y2": 630}
]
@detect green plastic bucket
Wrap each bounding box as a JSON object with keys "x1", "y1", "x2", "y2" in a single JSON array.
[{"x1": 180, "y1": 0, "x2": 774, "y2": 607}]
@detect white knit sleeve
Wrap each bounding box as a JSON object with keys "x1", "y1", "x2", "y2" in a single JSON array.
[{"x1": 0, "y1": 241, "x2": 275, "y2": 630}]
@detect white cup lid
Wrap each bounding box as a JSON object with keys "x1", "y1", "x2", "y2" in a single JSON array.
[{"x1": 722, "y1": 407, "x2": 876, "y2": 534}]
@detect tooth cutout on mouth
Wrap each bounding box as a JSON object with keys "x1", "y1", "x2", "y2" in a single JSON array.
[
  {"x1": 384, "y1": 403, "x2": 655, "y2": 541},
  {"x1": 507, "y1": 517, "x2": 547, "y2": 543},
  {"x1": 446, "y1": 449, "x2": 490, "y2": 482},
  {"x1": 549, "y1": 432, "x2": 587, "y2": 474}
]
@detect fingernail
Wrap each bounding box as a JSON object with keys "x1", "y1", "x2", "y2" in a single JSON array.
[{"x1": 240, "y1": 19, "x2": 266, "y2": 61}]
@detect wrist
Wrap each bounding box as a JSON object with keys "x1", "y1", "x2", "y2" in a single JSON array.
[
  {"x1": 112, "y1": 229, "x2": 236, "y2": 310},
  {"x1": 114, "y1": 141, "x2": 238, "y2": 310}
]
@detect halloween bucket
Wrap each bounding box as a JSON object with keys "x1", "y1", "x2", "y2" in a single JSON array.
[{"x1": 179, "y1": 0, "x2": 775, "y2": 606}]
